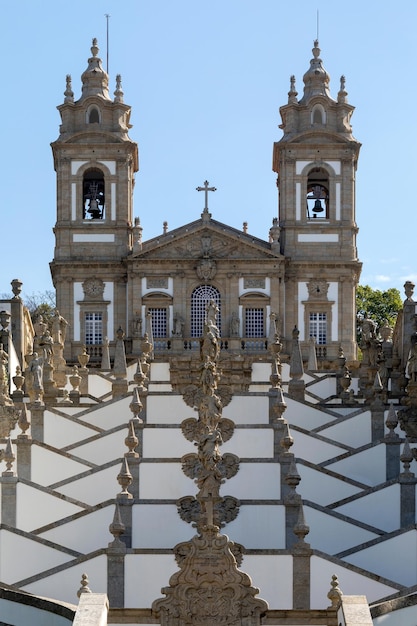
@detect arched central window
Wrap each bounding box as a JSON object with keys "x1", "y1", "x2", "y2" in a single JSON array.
[{"x1": 191, "y1": 285, "x2": 221, "y2": 338}]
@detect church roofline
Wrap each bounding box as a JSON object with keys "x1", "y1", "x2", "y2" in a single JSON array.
[{"x1": 133, "y1": 216, "x2": 280, "y2": 257}]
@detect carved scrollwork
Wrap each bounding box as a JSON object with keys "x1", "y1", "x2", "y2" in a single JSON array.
[
  {"x1": 218, "y1": 453, "x2": 240, "y2": 479},
  {"x1": 218, "y1": 418, "x2": 235, "y2": 443},
  {"x1": 176, "y1": 495, "x2": 201, "y2": 525},
  {"x1": 181, "y1": 453, "x2": 201, "y2": 479},
  {"x1": 215, "y1": 496, "x2": 241, "y2": 527}
]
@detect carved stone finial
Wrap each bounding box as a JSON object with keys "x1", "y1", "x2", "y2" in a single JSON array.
[
  {"x1": 117, "y1": 457, "x2": 133, "y2": 498},
  {"x1": 77, "y1": 573, "x2": 92, "y2": 598},
  {"x1": 11, "y1": 279, "x2": 23, "y2": 300},
  {"x1": 114, "y1": 74, "x2": 124, "y2": 103},
  {"x1": 400, "y1": 439, "x2": 414, "y2": 476},
  {"x1": 3, "y1": 437, "x2": 15, "y2": 475},
  {"x1": 18, "y1": 404, "x2": 30, "y2": 437},
  {"x1": 64, "y1": 74, "x2": 74, "y2": 103},
  {"x1": 109, "y1": 502, "x2": 126, "y2": 552},
  {"x1": 327, "y1": 574, "x2": 343, "y2": 608},
  {"x1": 129, "y1": 387, "x2": 143, "y2": 423},
  {"x1": 288, "y1": 74, "x2": 298, "y2": 103},
  {"x1": 125, "y1": 419, "x2": 139, "y2": 457},
  {"x1": 385, "y1": 403, "x2": 399, "y2": 439}
]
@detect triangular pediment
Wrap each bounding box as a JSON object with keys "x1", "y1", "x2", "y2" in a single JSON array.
[{"x1": 131, "y1": 217, "x2": 282, "y2": 262}]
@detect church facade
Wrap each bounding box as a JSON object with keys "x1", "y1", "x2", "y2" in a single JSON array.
[
  {"x1": 2, "y1": 38, "x2": 417, "y2": 626},
  {"x1": 50, "y1": 39, "x2": 361, "y2": 366}
]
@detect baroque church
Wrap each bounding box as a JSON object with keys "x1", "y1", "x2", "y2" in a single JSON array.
[{"x1": 1, "y1": 39, "x2": 417, "y2": 626}]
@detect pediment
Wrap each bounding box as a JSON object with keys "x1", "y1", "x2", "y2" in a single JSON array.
[{"x1": 131, "y1": 218, "x2": 282, "y2": 262}]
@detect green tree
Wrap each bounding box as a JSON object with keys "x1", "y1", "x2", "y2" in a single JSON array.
[
  {"x1": 24, "y1": 290, "x2": 56, "y2": 326},
  {"x1": 356, "y1": 285, "x2": 402, "y2": 342}
]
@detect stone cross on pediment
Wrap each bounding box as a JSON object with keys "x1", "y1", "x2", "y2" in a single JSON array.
[{"x1": 196, "y1": 180, "x2": 216, "y2": 213}]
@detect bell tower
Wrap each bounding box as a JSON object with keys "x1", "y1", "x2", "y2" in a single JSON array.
[
  {"x1": 273, "y1": 41, "x2": 362, "y2": 361},
  {"x1": 50, "y1": 39, "x2": 138, "y2": 360}
]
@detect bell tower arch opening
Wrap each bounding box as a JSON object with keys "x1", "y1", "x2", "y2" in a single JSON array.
[{"x1": 82, "y1": 168, "x2": 105, "y2": 220}]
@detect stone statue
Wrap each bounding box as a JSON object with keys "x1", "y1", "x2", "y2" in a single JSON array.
[
  {"x1": 29, "y1": 352, "x2": 44, "y2": 392},
  {"x1": 361, "y1": 313, "x2": 377, "y2": 342},
  {"x1": 407, "y1": 344, "x2": 417, "y2": 382},
  {"x1": 52, "y1": 309, "x2": 68, "y2": 345},
  {"x1": 133, "y1": 312, "x2": 142, "y2": 337},
  {"x1": 0, "y1": 344, "x2": 8, "y2": 396},
  {"x1": 206, "y1": 299, "x2": 219, "y2": 326},
  {"x1": 229, "y1": 312, "x2": 240, "y2": 337},
  {"x1": 40, "y1": 329, "x2": 53, "y2": 361},
  {"x1": 173, "y1": 313, "x2": 185, "y2": 337}
]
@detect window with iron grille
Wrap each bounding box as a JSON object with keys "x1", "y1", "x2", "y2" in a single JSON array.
[
  {"x1": 191, "y1": 285, "x2": 221, "y2": 338},
  {"x1": 309, "y1": 312, "x2": 327, "y2": 345},
  {"x1": 245, "y1": 308, "x2": 264, "y2": 337},
  {"x1": 148, "y1": 307, "x2": 167, "y2": 338},
  {"x1": 85, "y1": 312, "x2": 103, "y2": 345}
]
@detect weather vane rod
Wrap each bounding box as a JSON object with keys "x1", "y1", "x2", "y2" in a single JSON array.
[{"x1": 105, "y1": 13, "x2": 111, "y2": 74}]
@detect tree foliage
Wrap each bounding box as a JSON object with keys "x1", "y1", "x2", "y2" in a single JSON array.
[
  {"x1": 23, "y1": 291, "x2": 56, "y2": 326},
  {"x1": 356, "y1": 285, "x2": 402, "y2": 341}
]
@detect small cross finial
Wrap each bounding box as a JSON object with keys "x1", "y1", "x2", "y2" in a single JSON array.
[{"x1": 196, "y1": 180, "x2": 216, "y2": 213}]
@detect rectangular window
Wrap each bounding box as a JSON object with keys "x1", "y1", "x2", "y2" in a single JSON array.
[
  {"x1": 148, "y1": 308, "x2": 167, "y2": 338},
  {"x1": 245, "y1": 308, "x2": 264, "y2": 338},
  {"x1": 85, "y1": 312, "x2": 103, "y2": 345},
  {"x1": 309, "y1": 312, "x2": 327, "y2": 345}
]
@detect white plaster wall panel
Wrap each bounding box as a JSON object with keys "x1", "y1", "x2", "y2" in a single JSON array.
[
  {"x1": 147, "y1": 394, "x2": 190, "y2": 424},
  {"x1": 241, "y1": 554, "x2": 293, "y2": 609},
  {"x1": 87, "y1": 374, "x2": 113, "y2": 398},
  {"x1": 251, "y1": 363, "x2": 271, "y2": 382},
  {"x1": 226, "y1": 463, "x2": 280, "y2": 499},
  {"x1": 0, "y1": 529, "x2": 73, "y2": 582},
  {"x1": 319, "y1": 411, "x2": 372, "y2": 448},
  {"x1": 298, "y1": 465, "x2": 361, "y2": 506},
  {"x1": 221, "y1": 429, "x2": 274, "y2": 458},
  {"x1": 132, "y1": 504, "x2": 191, "y2": 548},
  {"x1": 150, "y1": 362, "x2": 170, "y2": 381},
  {"x1": 222, "y1": 395, "x2": 269, "y2": 424},
  {"x1": 290, "y1": 431, "x2": 346, "y2": 464},
  {"x1": 40, "y1": 506, "x2": 114, "y2": 553},
  {"x1": 306, "y1": 376, "x2": 337, "y2": 398},
  {"x1": 334, "y1": 484, "x2": 400, "y2": 532},
  {"x1": 148, "y1": 383, "x2": 173, "y2": 392},
  {"x1": 0, "y1": 599, "x2": 73, "y2": 626},
  {"x1": 343, "y1": 531, "x2": 417, "y2": 587},
  {"x1": 281, "y1": 363, "x2": 290, "y2": 381},
  {"x1": 142, "y1": 428, "x2": 192, "y2": 458},
  {"x1": 30, "y1": 446, "x2": 90, "y2": 486},
  {"x1": 226, "y1": 505, "x2": 285, "y2": 549},
  {"x1": 139, "y1": 463, "x2": 192, "y2": 499},
  {"x1": 43, "y1": 411, "x2": 99, "y2": 448},
  {"x1": 23, "y1": 555, "x2": 107, "y2": 606},
  {"x1": 304, "y1": 506, "x2": 378, "y2": 553},
  {"x1": 373, "y1": 604, "x2": 417, "y2": 626},
  {"x1": 70, "y1": 430, "x2": 127, "y2": 465},
  {"x1": 79, "y1": 396, "x2": 132, "y2": 429},
  {"x1": 328, "y1": 445, "x2": 386, "y2": 487},
  {"x1": 57, "y1": 465, "x2": 120, "y2": 505},
  {"x1": 284, "y1": 397, "x2": 334, "y2": 429},
  {"x1": 310, "y1": 555, "x2": 398, "y2": 608},
  {"x1": 125, "y1": 554, "x2": 177, "y2": 608},
  {"x1": 16, "y1": 483, "x2": 83, "y2": 531}
]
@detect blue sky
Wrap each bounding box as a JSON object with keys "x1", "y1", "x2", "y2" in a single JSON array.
[{"x1": 0, "y1": 1, "x2": 415, "y2": 300}]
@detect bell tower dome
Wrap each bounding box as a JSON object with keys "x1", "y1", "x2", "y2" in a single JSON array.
[
  {"x1": 273, "y1": 42, "x2": 362, "y2": 361},
  {"x1": 50, "y1": 39, "x2": 139, "y2": 360}
]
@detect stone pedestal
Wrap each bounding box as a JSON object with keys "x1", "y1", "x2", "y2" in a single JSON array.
[
  {"x1": 16, "y1": 435, "x2": 32, "y2": 481},
  {"x1": 1, "y1": 475, "x2": 18, "y2": 526},
  {"x1": 30, "y1": 403, "x2": 45, "y2": 442}
]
